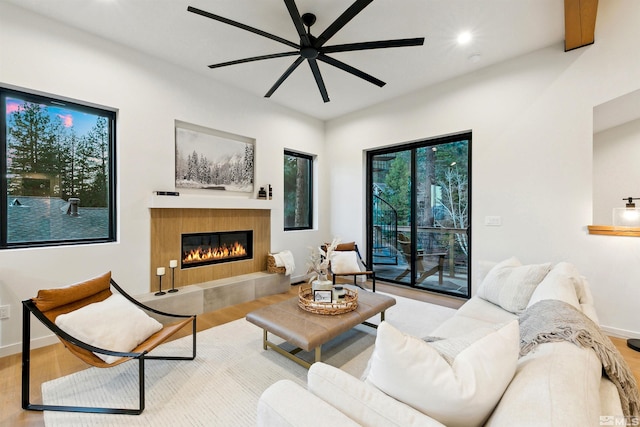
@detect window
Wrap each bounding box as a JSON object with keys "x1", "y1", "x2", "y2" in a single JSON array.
[
  {"x1": 283, "y1": 150, "x2": 313, "y2": 230},
  {"x1": 1, "y1": 87, "x2": 116, "y2": 248}
]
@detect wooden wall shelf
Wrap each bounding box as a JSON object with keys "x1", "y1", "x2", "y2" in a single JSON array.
[{"x1": 588, "y1": 225, "x2": 640, "y2": 237}]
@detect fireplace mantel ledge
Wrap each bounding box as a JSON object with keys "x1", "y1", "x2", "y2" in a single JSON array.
[{"x1": 149, "y1": 194, "x2": 274, "y2": 210}]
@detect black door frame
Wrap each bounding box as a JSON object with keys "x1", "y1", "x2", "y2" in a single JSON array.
[{"x1": 365, "y1": 131, "x2": 472, "y2": 298}]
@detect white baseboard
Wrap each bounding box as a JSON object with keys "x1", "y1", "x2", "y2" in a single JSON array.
[
  {"x1": 600, "y1": 324, "x2": 640, "y2": 339},
  {"x1": 0, "y1": 334, "x2": 58, "y2": 358}
]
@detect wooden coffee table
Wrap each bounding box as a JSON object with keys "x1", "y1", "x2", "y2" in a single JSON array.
[{"x1": 246, "y1": 290, "x2": 396, "y2": 368}]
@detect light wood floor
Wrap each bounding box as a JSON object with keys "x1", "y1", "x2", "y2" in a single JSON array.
[{"x1": 2, "y1": 283, "x2": 639, "y2": 427}]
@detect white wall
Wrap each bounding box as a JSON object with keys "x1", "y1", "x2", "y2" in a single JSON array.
[
  {"x1": 326, "y1": 0, "x2": 640, "y2": 337},
  {"x1": 593, "y1": 118, "x2": 640, "y2": 224},
  {"x1": 0, "y1": 3, "x2": 329, "y2": 354}
]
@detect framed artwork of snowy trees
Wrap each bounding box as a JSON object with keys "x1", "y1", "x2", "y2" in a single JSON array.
[{"x1": 175, "y1": 121, "x2": 254, "y2": 194}]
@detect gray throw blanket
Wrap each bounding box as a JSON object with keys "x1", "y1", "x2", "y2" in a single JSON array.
[{"x1": 520, "y1": 300, "x2": 640, "y2": 418}]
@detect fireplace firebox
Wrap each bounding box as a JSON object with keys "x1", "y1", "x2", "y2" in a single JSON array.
[{"x1": 181, "y1": 230, "x2": 253, "y2": 269}]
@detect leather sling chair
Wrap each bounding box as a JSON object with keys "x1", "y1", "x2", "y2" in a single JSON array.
[{"x1": 22, "y1": 271, "x2": 196, "y2": 415}]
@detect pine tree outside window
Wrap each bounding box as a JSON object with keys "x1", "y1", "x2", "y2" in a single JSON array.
[
  {"x1": 1, "y1": 87, "x2": 116, "y2": 248},
  {"x1": 284, "y1": 150, "x2": 313, "y2": 231}
]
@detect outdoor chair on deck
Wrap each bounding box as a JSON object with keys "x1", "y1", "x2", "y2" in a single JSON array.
[
  {"x1": 326, "y1": 242, "x2": 376, "y2": 292},
  {"x1": 22, "y1": 271, "x2": 196, "y2": 415},
  {"x1": 396, "y1": 233, "x2": 445, "y2": 284}
]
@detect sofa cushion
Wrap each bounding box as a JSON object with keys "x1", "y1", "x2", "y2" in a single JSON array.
[
  {"x1": 308, "y1": 362, "x2": 445, "y2": 427},
  {"x1": 455, "y1": 296, "x2": 518, "y2": 324},
  {"x1": 55, "y1": 293, "x2": 163, "y2": 364},
  {"x1": 484, "y1": 342, "x2": 602, "y2": 427},
  {"x1": 428, "y1": 297, "x2": 518, "y2": 339},
  {"x1": 477, "y1": 257, "x2": 551, "y2": 314},
  {"x1": 364, "y1": 320, "x2": 519, "y2": 427}
]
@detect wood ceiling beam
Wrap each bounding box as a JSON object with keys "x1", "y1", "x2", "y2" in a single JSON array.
[{"x1": 564, "y1": 0, "x2": 599, "y2": 51}]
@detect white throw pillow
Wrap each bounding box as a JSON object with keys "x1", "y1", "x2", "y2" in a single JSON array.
[
  {"x1": 477, "y1": 257, "x2": 551, "y2": 314},
  {"x1": 365, "y1": 320, "x2": 519, "y2": 427},
  {"x1": 331, "y1": 251, "x2": 362, "y2": 274},
  {"x1": 55, "y1": 293, "x2": 163, "y2": 364},
  {"x1": 527, "y1": 262, "x2": 581, "y2": 310}
]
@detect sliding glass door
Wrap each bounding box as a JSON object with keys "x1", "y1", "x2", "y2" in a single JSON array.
[{"x1": 367, "y1": 133, "x2": 471, "y2": 298}]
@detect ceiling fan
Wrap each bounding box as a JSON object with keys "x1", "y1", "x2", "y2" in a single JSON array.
[{"x1": 187, "y1": 0, "x2": 425, "y2": 103}]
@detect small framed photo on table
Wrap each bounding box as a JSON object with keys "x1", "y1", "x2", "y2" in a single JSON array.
[{"x1": 314, "y1": 290, "x2": 332, "y2": 303}]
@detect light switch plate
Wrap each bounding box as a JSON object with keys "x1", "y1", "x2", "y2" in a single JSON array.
[{"x1": 484, "y1": 216, "x2": 502, "y2": 226}]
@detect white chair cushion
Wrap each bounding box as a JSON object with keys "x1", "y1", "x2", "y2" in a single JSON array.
[
  {"x1": 364, "y1": 320, "x2": 519, "y2": 427},
  {"x1": 331, "y1": 251, "x2": 362, "y2": 274},
  {"x1": 477, "y1": 257, "x2": 551, "y2": 314},
  {"x1": 55, "y1": 293, "x2": 163, "y2": 364}
]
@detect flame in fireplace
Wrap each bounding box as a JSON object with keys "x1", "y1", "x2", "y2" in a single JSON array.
[{"x1": 183, "y1": 241, "x2": 247, "y2": 265}]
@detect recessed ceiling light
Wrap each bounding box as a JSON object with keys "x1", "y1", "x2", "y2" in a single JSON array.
[{"x1": 457, "y1": 31, "x2": 472, "y2": 45}]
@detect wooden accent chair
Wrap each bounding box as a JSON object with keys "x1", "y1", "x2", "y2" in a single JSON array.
[
  {"x1": 396, "y1": 233, "x2": 446, "y2": 284},
  {"x1": 22, "y1": 271, "x2": 196, "y2": 415},
  {"x1": 327, "y1": 242, "x2": 376, "y2": 292}
]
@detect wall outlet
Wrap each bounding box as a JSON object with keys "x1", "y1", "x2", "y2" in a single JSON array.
[{"x1": 0, "y1": 305, "x2": 9, "y2": 320}]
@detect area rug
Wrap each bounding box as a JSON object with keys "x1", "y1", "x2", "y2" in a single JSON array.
[{"x1": 42, "y1": 294, "x2": 455, "y2": 426}]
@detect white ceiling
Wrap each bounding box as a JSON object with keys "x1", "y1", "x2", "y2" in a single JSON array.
[{"x1": 6, "y1": 0, "x2": 565, "y2": 121}]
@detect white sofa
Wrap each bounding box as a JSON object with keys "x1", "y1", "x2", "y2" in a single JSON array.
[{"x1": 257, "y1": 259, "x2": 626, "y2": 426}]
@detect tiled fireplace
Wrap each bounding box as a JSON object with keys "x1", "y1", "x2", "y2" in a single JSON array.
[{"x1": 150, "y1": 208, "x2": 270, "y2": 291}]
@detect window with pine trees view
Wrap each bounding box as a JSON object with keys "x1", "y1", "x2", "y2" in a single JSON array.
[
  {"x1": 1, "y1": 88, "x2": 116, "y2": 248},
  {"x1": 284, "y1": 150, "x2": 312, "y2": 230}
]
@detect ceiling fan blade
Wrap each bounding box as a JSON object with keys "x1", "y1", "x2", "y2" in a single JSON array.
[
  {"x1": 188, "y1": 6, "x2": 299, "y2": 49},
  {"x1": 314, "y1": 0, "x2": 373, "y2": 48},
  {"x1": 317, "y1": 54, "x2": 385, "y2": 87},
  {"x1": 265, "y1": 56, "x2": 305, "y2": 98},
  {"x1": 323, "y1": 37, "x2": 425, "y2": 54},
  {"x1": 209, "y1": 52, "x2": 299, "y2": 69},
  {"x1": 307, "y1": 59, "x2": 330, "y2": 103},
  {"x1": 283, "y1": 0, "x2": 311, "y2": 46}
]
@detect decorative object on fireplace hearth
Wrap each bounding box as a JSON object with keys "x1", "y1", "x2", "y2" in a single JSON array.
[
  {"x1": 267, "y1": 254, "x2": 286, "y2": 274},
  {"x1": 155, "y1": 267, "x2": 166, "y2": 296},
  {"x1": 168, "y1": 260, "x2": 179, "y2": 293}
]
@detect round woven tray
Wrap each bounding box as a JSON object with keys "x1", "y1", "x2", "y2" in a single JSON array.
[{"x1": 298, "y1": 285, "x2": 358, "y2": 315}]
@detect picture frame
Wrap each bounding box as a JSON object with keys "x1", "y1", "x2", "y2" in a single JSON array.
[
  {"x1": 313, "y1": 290, "x2": 332, "y2": 303},
  {"x1": 175, "y1": 120, "x2": 255, "y2": 194}
]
